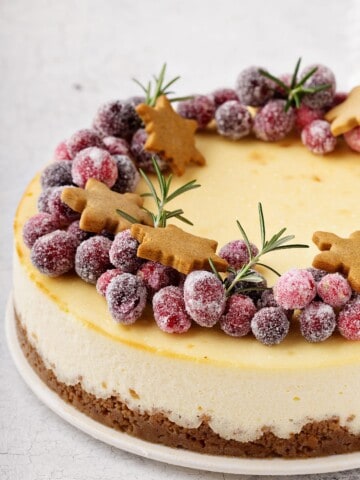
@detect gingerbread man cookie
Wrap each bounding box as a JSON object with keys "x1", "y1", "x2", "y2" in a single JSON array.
[{"x1": 325, "y1": 86, "x2": 360, "y2": 136}]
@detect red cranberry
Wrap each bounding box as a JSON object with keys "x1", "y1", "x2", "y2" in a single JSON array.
[{"x1": 153, "y1": 286, "x2": 192, "y2": 333}]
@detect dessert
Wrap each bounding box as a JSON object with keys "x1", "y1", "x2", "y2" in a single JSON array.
[{"x1": 12, "y1": 62, "x2": 360, "y2": 458}]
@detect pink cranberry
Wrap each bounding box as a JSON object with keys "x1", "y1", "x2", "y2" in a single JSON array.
[
  {"x1": 210, "y1": 88, "x2": 239, "y2": 108},
  {"x1": 215, "y1": 101, "x2": 253, "y2": 140},
  {"x1": 251, "y1": 307, "x2": 290, "y2": 345},
  {"x1": 71, "y1": 147, "x2": 118, "y2": 188},
  {"x1": 253, "y1": 100, "x2": 295, "y2": 141},
  {"x1": 137, "y1": 261, "x2": 179, "y2": 298},
  {"x1": 301, "y1": 64, "x2": 336, "y2": 109},
  {"x1": 317, "y1": 273, "x2": 352, "y2": 308},
  {"x1": 177, "y1": 95, "x2": 215, "y2": 129},
  {"x1": 37, "y1": 187, "x2": 53, "y2": 213},
  {"x1": 75, "y1": 236, "x2": 113, "y2": 284},
  {"x1": 54, "y1": 141, "x2": 72, "y2": 161},
  {"x1": 23, "y1": 213, "x2": 60, "y2": 248},
  {"x1": 106, "y1": 273, "x2": 147, "y2": 324},
  {"x1": 96, "y1": 268, "x2": 124, "y2": 296},
  {"x1": 102, "y1": 136, "x2": 130, "y2": 156},
  {"x1": 274, "y1": 268, "x2": 316, "y2": 310},
  {"x1": 301, "y1": 120, "x2": 337, "y2": 154},
  {"x1": 295, "y1": 105, "x2": 324, "y2": 131},
  {"x1": 219, "y1": 240, "x2": 258, "y2": 270},
  {"x1": 220, "y1": 294, "x2": 256, "y2": 337},
  {"x1": 235, "y1": 66, "x2": 275, "y2": 106},
  {"x1": 152, "y1": 286, "x2": 192, "y2": 333},
  {"x1": 31, "y1": 230, "x2": 77, "y2": 277},
  {"x1": 67, "y1": 220, "x2": 92, "y2": 245},
  {"x1": 338, "y1": 299, "x2": 360, "y2": 340},
  {"x1": 183, "y1": 271, "x2": 226, "y2": 327},
  {"x1": 67, "y1": 129, "x2": 104, "y2": 158},
  {"x1": 344, "y1": 127, "x2": 360, "y2": 153},
  {"x1": 299, "y1": 301, "x2": 336, "y2": 342},
  {"x1": 48, "y1": 186, "x2": 80, "y2": 226},
  {"x1": 109, "y1": 229, "x2": 143, "y2": 273}
]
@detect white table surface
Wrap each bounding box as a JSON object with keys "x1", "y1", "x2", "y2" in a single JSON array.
[{"x1": 2, "y1": 1, "x2": 360, "y2": 478}]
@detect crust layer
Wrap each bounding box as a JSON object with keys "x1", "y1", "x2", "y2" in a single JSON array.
[{"x1": 16, "y1": 310, "x2": 360, "y2": 458}]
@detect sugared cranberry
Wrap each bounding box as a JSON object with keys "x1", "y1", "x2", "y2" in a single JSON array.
[
  {"x1": 215, "y1": 101, "x2": 253, "y2": 140},
  {"x1": 177, "y1": 95, "x2": 215, "y2": 129},
  {"x1": 299, "y1": 301, "x2": 336, "y2": 342},
  {"x1": 274, "y1": 73, "x2": 291, "y2": 97},
  {"x1": 40, "y1": 161, "x2": 73, "y2": 189},
  {"x1": 71, "y1": 147, "x2": 118, "y2": 188},
  {"x1": 219, "y1": 240, "x2": 258, "y2": 270},
  {"x1": 220, "y1": 294, "x2": 256, "y2": 337},
  {"x1": 106, "y1": 273, "x2": 147, "y2": 324},
  {"x1": 137, "y1": 261, "x2": 179, "y2": 298},
  {"x1": 152, "y1": 286, "x2": 192, "y2": 333},
  {"x1": 224, "y1": 270, "x2": 267, "y2": 302},
  {"x1": 317, "y1": 273, "x2": 352, "y2": 308},
  {"x1": 102, "y1": 136, "x2": 130, "y2": 156},
  {"x1": 183, "y1": 271, "x2": 226, "y2": 327},
  {"x1": 66, "y1": 129, "x2": 104, "y2": 158},
  {"x1": 210, "y1": 88, "x2": 239, "y2": 108},
  {"x1": 257, "y1": 289, "x2": 279, "y2": 309},
  {"x1": 111, "y1": 155, "x2": 140, "y2": 193},
  {"x1": 251, "y1": 307, "x2": 290, "y2": 345},
  {"x1": 306, "y1": 267, "x2": 328, "y2": 283},
  {"x1": 130, "y1": 128, "x2": 167, "y2": 172},
  {"x1": 330, "y1": 91, "x2": 347, "y2": 108},
  {"x1": 274, "y1": 269, "x2": 316, "y2": 310},
  {"x1": 337, "y1": 299, "x2": 360, "y2": 340},
  {"x1": 235, "y1": 66, "x2": 274, "y2": 107},
  {"x1": 253, "y1": 100, "x2": 294, "y2": 141},
  {"x1": 295, "y1": 105, "x2": 324, "y2": 131},
  {"x1": 301, "y1": 64, "x2": 336, "y2": 109},
  {"x1": 54, "y1": 141, "x2": 72, "y2": 161},
  {"x1": 47, "y1": 186, "x2": 80, "y2": 226},
  {"x1": 301, "y1": 120, "x2": 337, "y2": 154},
  {"x1": 31, "y1": 230, "x2": 76, "y2": 277},
  {"x1": 93, "y1": 100, "x2": 142, "y2": 139},
  {"x1": 344, "y1": 127, "x2": 360, "y2": 153},
  {"x1": 75, "y1": 236, "x2": 113, "y2": 284},
  {"x1": 67, "y1": 220, "x2": 92, "y2": 245},
  {"x1": 23, "y1": 213, "x2": 60, "y2": 248},
  {"x1": 96, "y1": 268, "x2": 124, "y2": 296},
  {"x1": 109, "y1": 229, "x2": 143, "y2": 273}
]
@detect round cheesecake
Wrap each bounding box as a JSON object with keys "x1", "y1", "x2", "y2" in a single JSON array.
[{"x1": 13, "y1": 131, "x2": 360, "y2": 458}]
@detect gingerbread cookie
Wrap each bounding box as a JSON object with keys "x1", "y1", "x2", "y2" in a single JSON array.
[
  {"x1": 131, "y1": 223, "x2": 228, "y2": 275},
  {"x1": 325, "y1": 86, "x2": 360, "y2": 136},
  {"x1": 136, "y1": 95, "x2": 205, "y2": 176},
  {"x1": 61, "y1": 178, "x2": 152, "y2": 234},
  {"x1": 312, "y1": 230, "x2": 360, "y2": 292}
]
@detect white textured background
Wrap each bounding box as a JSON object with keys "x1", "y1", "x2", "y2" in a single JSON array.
[{"x1": 2, "y1": 0, "x2": 360, "y2": 478}]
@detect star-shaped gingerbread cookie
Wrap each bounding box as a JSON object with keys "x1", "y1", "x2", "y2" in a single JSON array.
[
  {"x1": 61, "y1": 178, "x2": 152, "y2": 234},
  {"x1": 312, "y1": 230, "x2": 360, "y2": 292},
  {"x1": 136, "y1": 95, "x2": 205, "y2": 176},
  {"x1": 325, "y1": 86, "x2": 360, "y2": 136},
  {"x1": 130, "y1": 223, "x2": 228, "y2": 275}
]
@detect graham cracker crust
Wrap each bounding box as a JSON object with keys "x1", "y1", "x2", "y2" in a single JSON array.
[{"x1": 15, "y1": 310, "x2": 360, "y2": 458}]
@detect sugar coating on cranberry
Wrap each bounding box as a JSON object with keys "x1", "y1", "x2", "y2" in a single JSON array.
[
  {"x1": 48, "y1": 186, "x2": 80, "y2": 226},
  {"x1": 295, "y1": 105, "x2": 324, "y2": 131},
  {"x1": 183, "y1": 271, "x2": 226, "y2": 327},
  {"x1": 251, "y1": 307, "x2": 289, "y2": 345},
  {"x1": 210, "y1": 88, "x2": 239, "y2": 108},
  {"x1": 66, "y1": 129, "x2": 104, "y2": 158},
  {"x1": 67, "y1": 220, "x2": 92, "y2": 245},
  {"x1": 219, "y1": 240, "x2": 258, "y2": 270},
  {"x1": 96, "y1": 268, "x2": 124, "y2": 296},
  {"x1": 301, "y1": 120, "x2": 337, "y2": 154},
  {"x1": 93, "y1": 100, "x2": 142, "y2": 139},
  {"x1": 177, "y1": 95, "x2": 215, "y2": 129},
  {"x1": 102, "y1": 136, "x2": 130, "y2": 156},
  {"x1": 253, "y1": 100, "x2": 294, "y2": 142},
  {"x1": 130, "y1": 128, "x2": 168, "y2": 172},
  {"x1": 137, "y1": 261, "x2": 179, "y2": 298},
  {"x1": 111, "y1": 155, "x2": 140, "y2": 193},
  {"x1": 23, "y1": 213, "x2": 60, "y2": 248},
  {"x1": 306, "y1": 267, "x2": 328, "y2": 283},
  {"x1": 235, "y1": 66, "x2": 274, "y2": 107},
  {"x1": 274, "y1": 269, "x2": 316, "y2": 310},
  {"x1": 75, "y1": 236, "x2": 113, "y2": 284},
  {"x1": 106, "y1": 273, "x2": 147, "y2": 324},
  {"x1": 109, "y1": 229, "x2": 143, "y2": 273},
  {"x1": 31, "y1": 230, "x2": 77, "y2": 277},
  {"x1": 40, "y1": 161, "x2": 73, "y2": 189},
  {"x1": 54, "y1": 141, "x2": 72, "y2": 161},
  {"x1": 337, "y1": 299, "x2": 360, "y2": 340},
  {"x1": 299, "y1": 301, "x2": 336, "y2": 342},
  {"x1": 301, "y1": 64, "x2": 336, "y2": 109},
  {"x1": 220, "y1": 294, "x2": 256, "y2": 337},
  {"x1": 215, "y1": 101, "x2": 253, "y2": 140},
  {"x1": 344, "y1": 127, "x2": 360, "y2": 153},
  {"x1": 37, "y1": 187, "x2": 53, "y2": 213},
  {"x1": 152, "y1": 286, "x2": 192, "y2": 334},
  {"x1": 71, "y1": 147, "x2": 118, "y2": 188},
  {"x1": 257, "y1": 289, "x2": 279, "y2": 309},
  {"x1": 317, "y1": 273, "x2": 352, "y2": 308}
]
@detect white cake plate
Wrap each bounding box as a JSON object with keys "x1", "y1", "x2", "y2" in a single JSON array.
[{"x1": 5, "y1": 294, "x2": 360, "y2": 476}]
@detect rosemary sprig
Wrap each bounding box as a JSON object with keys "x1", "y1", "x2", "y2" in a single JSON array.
[
  {"x1": 117, "y1": 157, "x2": 200, "y2": 228},
  {"x1": 133, "y1": 63, "x2": 192, "y2": 107},
  {"x1": 259, "y1": 58, "x2": 331, "y2": 111},
  {"x1": 211, "y1": 203, "x2": 309, "y2": 296}
]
